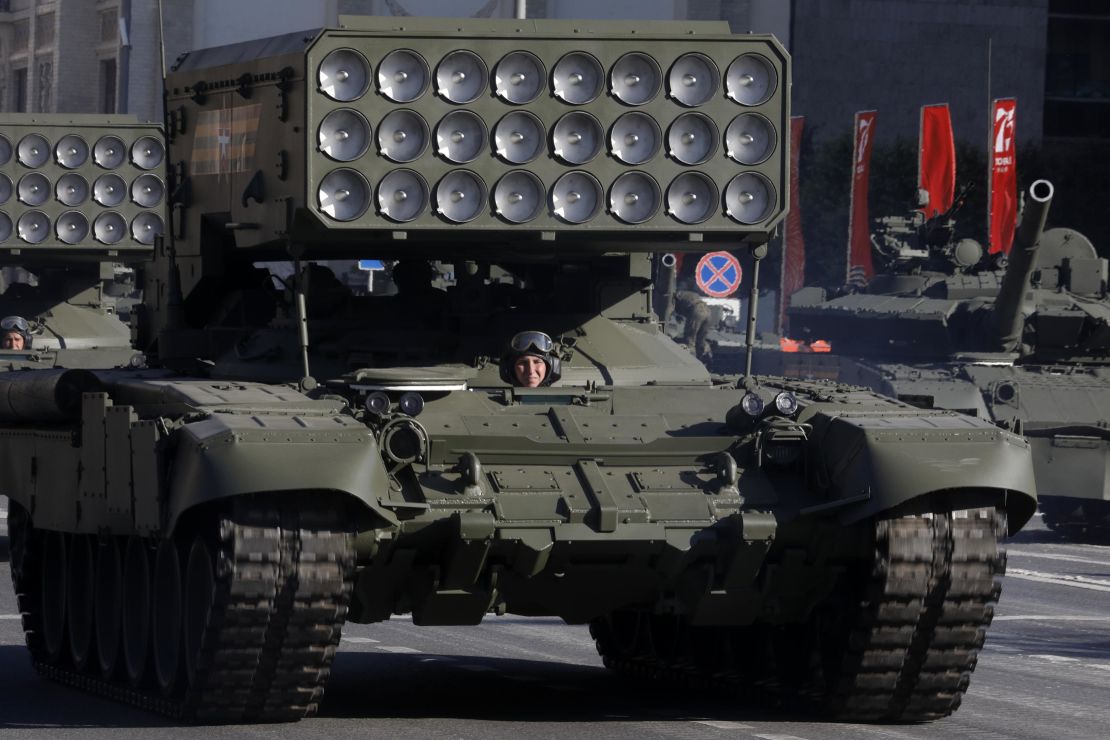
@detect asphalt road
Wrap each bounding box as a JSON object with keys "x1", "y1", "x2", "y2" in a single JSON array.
[{"x1": 2, "y1": 502, "x2": 1109, "y2": 739}]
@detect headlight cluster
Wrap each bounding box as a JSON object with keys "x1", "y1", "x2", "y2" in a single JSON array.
[
  {"x1": 0, "y1": 117, "x2": 165, "y2": 251},
  {"x1": 306, "y1": 28, "x2": 785, "y2": 234},
  {"x1": 740, "y1": 390, "x2": 799, "y2": 419},
  {"x1": 365, "y1": 389, "x2": 429, "y2": 466},
  {"x1": 364, "y1": 390, "x2": 425, "y2": 417},
  {"x1": 737, "y1": 389, "x2": 806, "y2": 467}
]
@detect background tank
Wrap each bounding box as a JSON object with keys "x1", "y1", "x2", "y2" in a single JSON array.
[
  {"x1": 0, "y1": 114, "x2": 159, "y2": 371},
  {"x1": 762, "y1": 180, "x2": 1110, "y2": 537},
  {"x1": 2, "y1": 18, "x2": 1034, "y2": 723}
]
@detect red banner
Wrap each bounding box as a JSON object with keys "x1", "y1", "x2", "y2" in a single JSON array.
[
  {"x1": 847, "y1": 110, "x2": 877, "y2": 284},
  {"x1": 918, "y1": 103, "x2": 956, "y2": 219},
  {"x1": 779, "y1": 116, "x2": 806, "y2": 332},
  {"x1": 989, "y1": 98, "x2": 1018, "y2": 254}
]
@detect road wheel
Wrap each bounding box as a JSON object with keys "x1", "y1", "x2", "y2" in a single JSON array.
[
  {"x1": 646, "y1": 614, "x2": 685, "y2": 665},
  {"x1": 152, "y1": 539, "x2": 184, "y2": 696},
  {"x1": 121, "y1": 537, "x2": 151, "y2": 687},
  {"x1": 40, "y1": 531, "x2": 68, "y2": 664},
  {"x1": 591, "y1": 609, "x2": 647, "y2": 662},
  {"x1": 95, "y1": 537, "x2": 123, "y2": 678},
  {"x1": 7, "y1": 502, "x2": 45, "y2": 658},
  {"x1": 67, "y1": 534, "x2": 97, "y2": 671},
  {"x1": 183, "y1": 534, "x2": 216, "y2": 685}
]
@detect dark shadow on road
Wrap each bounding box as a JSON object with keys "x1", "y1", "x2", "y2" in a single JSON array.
[
  {"x1": 322, "y1": 651, "x2": 807, "y2": 724},
  {"x1": 0, "y1": 646, "x2": 179, "y2": 730},
  {"x1": 0, "y1": 534, "x2": 9, "y2": 562},
  {"x1": 0, "y1": 645, "x2": 799, "y2": 729}
]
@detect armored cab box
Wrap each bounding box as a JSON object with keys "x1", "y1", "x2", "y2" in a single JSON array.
[{"x1": 4, "y1": 18, "x2": 1036, "y2": 725}]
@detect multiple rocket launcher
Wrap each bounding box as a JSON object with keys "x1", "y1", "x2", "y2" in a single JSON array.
[
  {"x1": 0, "y1": 115, "x2": 165, "y2": 262},
  {"x1": 0, "y1": 19, "x2": 790, "y2": 270},
  {"x1": 165, "y1": 17, "x2": 790, "y2": 254}
]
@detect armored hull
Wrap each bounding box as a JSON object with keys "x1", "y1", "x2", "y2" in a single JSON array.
[{"x1": 4, "y1": 351, "x2": 1033, "y2": 721}]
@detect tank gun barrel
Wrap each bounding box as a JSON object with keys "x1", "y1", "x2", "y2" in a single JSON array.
[
  {"x1": 992, "y1": 179, "x2": 1054, "y2": 352},
  {"x1": 937, "y1": 181, "x2": 973, "y2": 222}
]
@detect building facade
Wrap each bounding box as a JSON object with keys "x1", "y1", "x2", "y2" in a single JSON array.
[
  {"x1": 0, "y1": 0, "x2": 187, "y2": 122},
  {"x1": 1, "y1": 0, "x2": 1104, "y2": 148}
]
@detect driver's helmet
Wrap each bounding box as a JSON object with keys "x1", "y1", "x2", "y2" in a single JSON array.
[
  {"x1": 498, "y1": 330, "x2": 561, "y2": 386},
  {"x1": 1, "y1": 315, "x2": 31, "y2": 348}
]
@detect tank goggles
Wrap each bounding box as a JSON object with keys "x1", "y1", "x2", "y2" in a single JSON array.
[
  {"x1": 1, "y1": 316, "x2": 29, "y2": 333},
  {"x1": 509, "y1": 331, "x2": 554, "y2": 355}
]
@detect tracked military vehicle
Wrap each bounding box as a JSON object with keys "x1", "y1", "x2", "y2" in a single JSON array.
[
  {"x1": 4, "y1": 17, "x2": 1034, "y2": 723},
  {"x1": 775, "y1": 181, "x2": 1110, "y2": 536},
  {"x1": 0, "y1": 114, "x2": 157, "y2": 371}
]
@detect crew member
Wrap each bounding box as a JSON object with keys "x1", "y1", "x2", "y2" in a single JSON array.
[
  {"x1": 1, "y1": 315, "x2": 31, "y2": 350},
  {"x1": 499, "y1": 330, "x2": 561, "y2": 388},
  {"x1": 673, "y1": 290, "x2": 711, "y2": 360}
]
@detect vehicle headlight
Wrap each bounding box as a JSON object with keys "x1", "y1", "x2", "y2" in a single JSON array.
[
  {"x1": 773, "y1": 391, "x2": 799, "y2": 416},
  {"x1": 740, "y1": 392, "x2": 765, "y2": 417},
  {"x1": 398, "y1": 391, "x2": 425, "y2": 417},
  {"x1": 365, "y1": 391, "x2": 390, "y2": 416}
]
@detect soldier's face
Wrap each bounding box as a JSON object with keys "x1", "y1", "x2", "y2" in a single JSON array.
[
  {"x1": 513, "y1": 356, "x2": 547, "y2": 387},
  {"x1": 2, "y1": 331, "x2": 24, "y2": 350}
]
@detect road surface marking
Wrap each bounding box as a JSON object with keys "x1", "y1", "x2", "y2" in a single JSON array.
[
  {"x1": 693, "y1": 720, "x2": 754, "y2": 730},
  {"x1": 341, "y1": 636, "x2": 380, "y2": 644},
  {"x1": 1030, "y1": 654, "x2": 1078, "y2": 663},
  {"x1": 1029, "y1": 654, "x2": 1110, "y2": 674},
  {"x1": 754, "y1": 735, "x2": 811, "y2": 740},
  {"x1": 1006, "y1": 568, "x2": 1110, "y2": 592},
  {"x1": 1007, "y1": 550, "x2": 1110, "y2": 567},
  {"x1": 375, "y1": 645, "x2": 421, "y2": 653},
  {"x1": 994, "y1": 615, "x2": 1110, "y2": 621}
]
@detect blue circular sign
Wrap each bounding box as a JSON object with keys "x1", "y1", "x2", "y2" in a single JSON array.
[{"x1": 695, "y1": 251, "x2": 742, "y2": 297}]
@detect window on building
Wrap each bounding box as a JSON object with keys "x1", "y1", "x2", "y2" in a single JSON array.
[
  {"x1": 36, "y1": 59, "x2": 52, "y2": 111},
  {"x1": 11, "y1": 67, "x2": 27, "y2": 112},
  {"x1": 35, "y1": 12, "x2": 54, "y2": 48},
  {"x1": 99, "y1": 9, "x2": 118, "y2": 43},
  {"x1": 1045, "y1": 0, "x2": 1110, "y2": 137},
  {"x1": 12, "y1": 19, "x2": 29, "y2": 52},
  {"x1": 100, "y1": 58, "x2": 117, "y2": 114}
]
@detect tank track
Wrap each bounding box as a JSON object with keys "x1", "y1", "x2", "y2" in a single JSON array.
[
  {"x1": 11, "y1": 496, "x2": 354, "y2": 723},
  {"x1": 590, "y1": 508, "x2": 1006, "y2": 722},
  {"x1": 1042, "y1": 498, "x2": 1110, "y2": 542}
]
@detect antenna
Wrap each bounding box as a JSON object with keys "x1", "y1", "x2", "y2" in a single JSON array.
[
  {"x1": 986, "y1": 36, "x2": 993, "y2": 249},
  {"x1": 157, "y1": 0, "x2": 167, "y2": 82},
  {"x1": 744, "y1": 243, "x2": 768, "y2": 380}
]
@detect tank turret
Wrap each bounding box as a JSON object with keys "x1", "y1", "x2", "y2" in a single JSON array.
[{"x1": 869, "y1": 182, "x2": 978, "y2": 276}]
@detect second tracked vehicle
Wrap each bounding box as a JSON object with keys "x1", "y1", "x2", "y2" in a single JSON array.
[
  {"x1": 766, "y1": 180, "x2": 1110, "y2": 537},
  {"x1": 4, "y1": 17, "x2": 1035, "y2": 724}
]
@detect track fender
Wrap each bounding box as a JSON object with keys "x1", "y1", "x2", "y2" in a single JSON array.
[
  {"x1": 166, "y1": 411, "x2": 395, "y2": 532},
  {"x1": 813, "y1": 412, "x2": 1037, "y2": 533}
]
